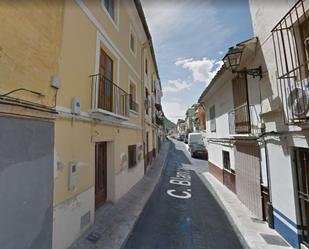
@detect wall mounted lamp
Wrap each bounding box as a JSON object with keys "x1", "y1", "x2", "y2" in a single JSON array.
[{"x1": 223, "y1": 46, "x2": 262, "y2": 79}]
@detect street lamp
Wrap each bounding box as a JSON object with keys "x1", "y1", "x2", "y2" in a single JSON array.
[{"x1": 223, "y1": 46, "x2": 262, "y2": 79}]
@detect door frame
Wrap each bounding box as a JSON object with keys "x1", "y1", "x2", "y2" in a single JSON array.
[
  {"x1": 95, "y1": 142, "x2": 107, "y2": 209},
  {"x1": 99, "y1": 49, "x2": 114, "y2": 112},
  {"x1": 295, "y1": 147, "x2": 309, "y2": 247}
]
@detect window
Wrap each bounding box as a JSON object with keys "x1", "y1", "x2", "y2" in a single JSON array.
[
  {"x1": 223, "y1": 151, "x2": 230, "y2": 170},
  {"x1": 209, "y1": 105, "x2": 216, "y2": 132},
  {"x1": 145, "y1": 88, "x2": 149, "y2": 115},
  {"x1": 98, "y1": 49, "x2": 113, "y2": 112},
  {"x1": 128, "y1": 145, "x2": 137, "y2": 168},
  {"x1": 103, "y1": 0, "x2": 115, "y2": 19},
  {"x1": 129, "y1": 30, "x2": 136, "y2": 56},
  {"x1": 129, "y1": 81, "x2": 138, "y2": 112},
  {"x1": 145, "y1": 58, "x2": 148, "y2": 75}
]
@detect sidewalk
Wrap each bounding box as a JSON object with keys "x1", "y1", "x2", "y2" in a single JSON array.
[
  {"x1": 69, "y1": 140, "x2": 170, "y2": 249},
  {"x1": 199, "y1": 171, "x2": 293, "y2": 249}
]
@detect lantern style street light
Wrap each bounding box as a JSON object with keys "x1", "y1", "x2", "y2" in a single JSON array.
[{"x1": 223, "y1": 46, "x2": 262, "y2": 79}]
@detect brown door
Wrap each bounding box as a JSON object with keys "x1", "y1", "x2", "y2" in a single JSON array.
[
  {"x1": 95, "y1": 142, "x2": 107, "y2": 209},
  {"x1": 98, "y1": 49, "x2": 113, "y2": 112},
  {"x1": 232, "y1": 75, "x2": 250, "y2": 133},
  {"x1": 144, "y1": 132, "x2": 149, "y2": 171},
  {"x1": 235, "y1": 142, "x2": 263, "y2": 219},
  {"x1": 296, "y1": 148, "x2": 309, "y2": 246}
]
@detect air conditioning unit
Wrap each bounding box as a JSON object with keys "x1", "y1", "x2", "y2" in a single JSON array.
[{"x1": 287, "y1": 80, "x2": 309, "y2": 119}]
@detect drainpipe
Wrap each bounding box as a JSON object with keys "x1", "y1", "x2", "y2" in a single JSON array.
[
  {"x1": 263, "y1": 136, "x2": 274, "y2": 228},
  {"x1": 245, "y1": 70, "x2": 274, "y2": 227},
  {"x1": 259, "y1": 131, "x2": 282, "y2": 228},
  {"x1": 244, "y1": 71, "x2": 252, "y2": 134},
  {"x1": 141, "y1": 41, "x2": 149, "y2": 174}
]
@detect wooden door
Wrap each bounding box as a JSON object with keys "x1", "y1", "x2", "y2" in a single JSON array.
[
  {"x1": 235, "y1": 142, "x2": 262, "y2": 219},
  {"x1": 232, "y1": 76, "x2": 250, "y2": 133},
  {"x1": 98, "y1": 49, "x2": 113, "y2": 112},
  {"x1": 95, "y1": 142, "x2": 107, "y2": 209},
  {"x1": 145, "y1": 132, "x2": 149, "y2": 170},
  {"x1": 296, "y1": 149, "x2": 309, "y2": 246}
]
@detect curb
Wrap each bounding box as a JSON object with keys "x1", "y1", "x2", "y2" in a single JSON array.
[
  {"x1": 196, "y1": 171, "x2": 251, "y2": 249},
  {"x1": 120, "y1": 140, "x2": 171, "y2": 249}
]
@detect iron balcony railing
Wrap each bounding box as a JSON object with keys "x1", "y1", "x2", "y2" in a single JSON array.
[
  {"x1": 228, "y1": 104, "x2": 262, "y2": 135},
  {"x1": 272, "y1": 0, "x2": 309, "y2": 124},
  {"x1": 129, "y1": 94, "x2": 139, "y2": 113},
  {"x1": 228, "y1": 104, "x2": 251, "y2": 134},
  {"x1": 90, "y1": 74, "x2": 129, "y2": 117}
]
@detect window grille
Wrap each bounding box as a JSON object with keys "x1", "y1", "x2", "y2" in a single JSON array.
[{"x1": 272, "y1": 0, "x2": 309, "y2": 124}]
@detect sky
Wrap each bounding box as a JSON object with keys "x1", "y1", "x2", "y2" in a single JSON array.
[{"x1": 141, "y1": 0, "x2": 253, "y2": 123}]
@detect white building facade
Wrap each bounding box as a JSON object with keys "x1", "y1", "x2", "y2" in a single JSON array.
[
  {"x1": 199, "y1": 37, "x2": 270, "y2": 225},
  {"x1": 248, "y1": 1, "x2": 309, "y2": 248}
]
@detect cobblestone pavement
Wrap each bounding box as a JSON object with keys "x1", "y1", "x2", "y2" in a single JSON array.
[{"x1": 122, "y1": 139, "x2": 244, "y2": 249}]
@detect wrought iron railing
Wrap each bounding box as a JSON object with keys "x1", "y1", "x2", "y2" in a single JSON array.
[
  {"x1": 129, "y1": 94, "x2": 139, "y2": 113},
  {"x1": 90, "y1": 74, "x2": 129, "y2": 117},
  {"x1": 228, "y1": 104, "x2": 251, "y2": 134},
  {"x1": 228, "y1": 104, "x2": 262, "y2": 135},
  {"x1": 272, "y1": 0, "x2": 309, "y2": 124}
]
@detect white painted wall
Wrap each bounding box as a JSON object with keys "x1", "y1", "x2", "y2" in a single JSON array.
[
  {"x1": 208, "y1": 141, "x2": 235, "y2": 170},
  {"x1": 248, "y1": 2, "x2": 308, "y2": 245},
  {"x1": 266, "y1": 137, "x2": 298, "y2": 223},
  {"x1": 205, "y1": 73, "x2": 234, "y2": 140},
  {"x1": 114, "y1": 160, "x2": 144, "y2": 201},
  {"x1": 53, "y1": 187, "x2": 95, "y2": 249}
]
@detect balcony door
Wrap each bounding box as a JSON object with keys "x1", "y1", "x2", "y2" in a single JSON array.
[
  {"x1": 232, "y1": 75, "x2": 250, "y2": 133},
  {"x1": 99, "y1": 49, "x2": 113, "y2": 112},
  {"x1": 95, "y1": 142, "x2": 107, "y2": 209}
]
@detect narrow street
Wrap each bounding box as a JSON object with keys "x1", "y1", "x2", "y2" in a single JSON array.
[{"x1": 123, "y1": 139, "x2": 244, "y2": 249}]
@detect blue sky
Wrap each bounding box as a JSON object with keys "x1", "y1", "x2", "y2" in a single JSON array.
[{"x1": 141, "y1": 0, "x2": 253, "y2": 123}]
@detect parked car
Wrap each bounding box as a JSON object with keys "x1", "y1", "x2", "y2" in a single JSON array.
[
  {"x1": 188, "y1": 132, "x2": 203, "y2": 144},
  {"x1": 190, "y1": 144, "x2": 208, "y2": 159},
  {"x1": 188, "y1": 133, "x2": 203, "y2": 150}
]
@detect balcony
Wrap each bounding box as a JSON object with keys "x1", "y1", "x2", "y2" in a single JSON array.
[
  {"x1": 90, "y1": 74, "x2": 129, "y2": 120},
  {"x1": 272, "y1": 0, "x2": 309, "y2": 125},
  {"x1": 129, "y1": 94, "x2": 139, "y2": 113},
  {"x1": 228, "y1": 104, "x2": 261, "y2": 135}
]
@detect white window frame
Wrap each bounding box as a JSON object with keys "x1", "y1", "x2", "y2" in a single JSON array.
[
  {"x1": 101, "y1": 0, "x2": 120, "y2": 32},
  {"x1": 128, "y1": 75, "x2": 139, "y2": 116}
]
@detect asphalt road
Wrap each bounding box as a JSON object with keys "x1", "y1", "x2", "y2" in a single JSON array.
[{"x1": 123, "y1": 139, "x2": 244, "y2": 249}]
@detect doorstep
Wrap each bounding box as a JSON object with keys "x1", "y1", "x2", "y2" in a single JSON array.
[
  {"x1": 69, "y1": 140, "x2": 171, "y2": 249},
  {"x1": 200, "y1": 172, "x2": 294, "y2": 249}
]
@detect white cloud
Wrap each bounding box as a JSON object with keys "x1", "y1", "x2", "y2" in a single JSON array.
[
  {"x1": 162, "y1": 79, "x2": 192, "y2": 93},
  {"x1": 162, "y1": 101, "x2": 186, "y2": 123},
  {"x1": 175, "y1": 57, "x2": 223, "y2": 85},
  {"x1": 141, "y1": 0, "x2": 218, "y2": 45}
]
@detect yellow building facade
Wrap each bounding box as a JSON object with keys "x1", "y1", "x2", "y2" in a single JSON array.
[
  {"x1": 0, "y1": 1, "x2": 64, "y2": 249},
  {"x1": 52, "y1": 1, "x2": 161, "y2": 249},
  {"x1": 0, "y1": 1, "x2": 161, "y2": 248}
]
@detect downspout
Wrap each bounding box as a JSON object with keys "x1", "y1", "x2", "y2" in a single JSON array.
[
  {"x1": 141, "y1": 41, "x2": 148, "y2": 174},
  {"x1": 244, "y1": 71, "x2": 252, "y2": 134},
  {"x1": 263, "y1": 135, "x2": 274, "y2": 228},
  {"x1": 245, "y1": 70, "x2": 275, "y2": 227},
  {"x1": 258, "y1": 131, "x2": 282, "y2": 228}
]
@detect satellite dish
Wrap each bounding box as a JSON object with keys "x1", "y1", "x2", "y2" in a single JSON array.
[{"x1": 287, "y1": 87, "x2": 309, "y2": 117}]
